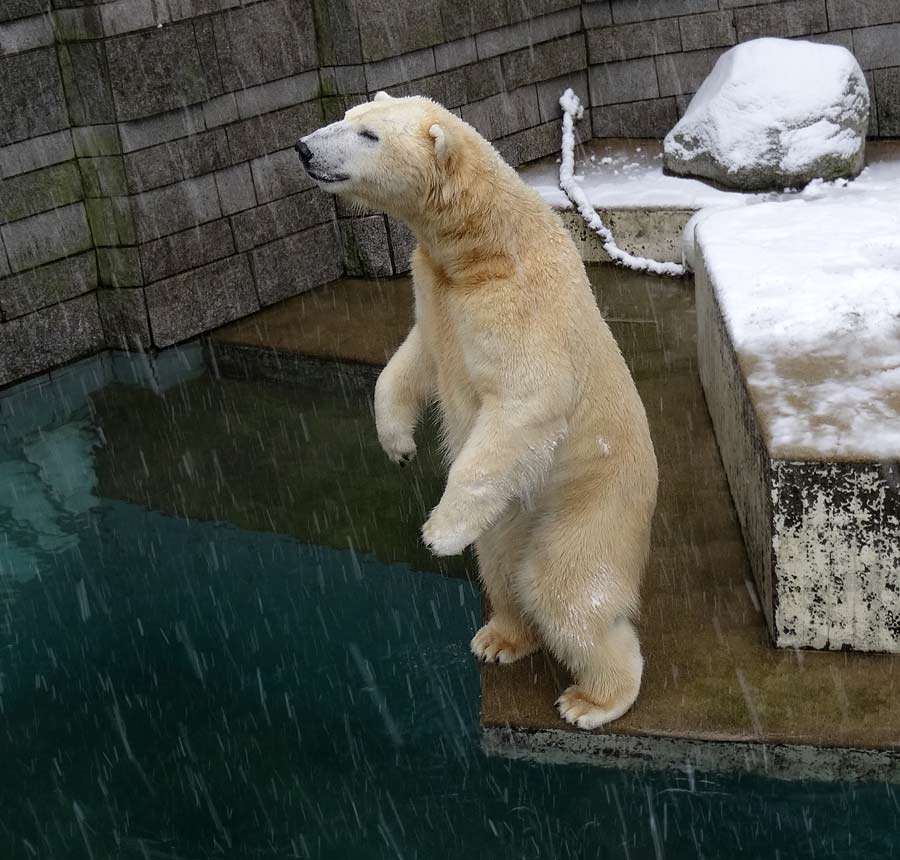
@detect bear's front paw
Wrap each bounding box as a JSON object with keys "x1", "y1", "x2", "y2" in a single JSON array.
[
  {"x1": 421, "y1": 506, "x2": 481, "y2": 556},
  {"x1": 377, "y1": 425, "x2": 417, "y2": 466}
]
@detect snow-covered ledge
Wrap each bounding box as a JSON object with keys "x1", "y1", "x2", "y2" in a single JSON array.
[{"x1": 693, "y1": 192, "x2": 900, "y2": 652}]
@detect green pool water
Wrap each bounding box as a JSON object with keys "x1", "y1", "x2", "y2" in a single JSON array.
[{"x1": 0, "y1": 352, "x2": 897, "y2": 859}]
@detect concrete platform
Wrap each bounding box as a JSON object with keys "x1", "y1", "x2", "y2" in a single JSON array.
[
  {"x1": 209, "y1": 270, "x2": 900, "y2": 782},
  {"x1": 693, "y1": 195, "x2": 900, "y2": 654}
]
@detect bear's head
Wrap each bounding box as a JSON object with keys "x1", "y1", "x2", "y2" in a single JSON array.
[{"x1": 295, "y1": 92, "x2": 475, "y2": 222}]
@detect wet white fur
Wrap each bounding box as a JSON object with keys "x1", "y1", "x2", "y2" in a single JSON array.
[{"x1": 301, "y1": 94, "x2": 658, "y2": 729}]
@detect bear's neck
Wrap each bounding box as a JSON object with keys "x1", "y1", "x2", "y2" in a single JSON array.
[{"x1": 404, "y1": 159, "x2": 534, "y2": 271}]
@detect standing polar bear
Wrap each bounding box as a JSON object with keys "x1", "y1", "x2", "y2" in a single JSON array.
[{"x1": 297, "y1": 93, "x2": 658, "y2": 729}]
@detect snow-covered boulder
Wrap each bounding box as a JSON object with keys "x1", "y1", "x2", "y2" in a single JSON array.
[{"x1": 664, "y1": 38, "x2": 869, "y2": 191}]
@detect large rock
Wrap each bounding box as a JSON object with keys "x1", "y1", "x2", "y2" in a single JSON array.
[{"x1": 664, "y1": 38, "x2": 869, "y2": 191}]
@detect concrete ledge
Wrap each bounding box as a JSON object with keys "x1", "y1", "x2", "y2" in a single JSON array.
[
  {"x1": 694, "y1": 197, "x2": 900, "y2": 653},
  {"x1": 559, "y1": 208, "x2": 692, "y2": 265},
  {"x1": 484, "y1": 727, "x2": 900, "y2": 784}
]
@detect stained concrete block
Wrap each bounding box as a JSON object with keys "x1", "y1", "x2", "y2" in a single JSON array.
[
  {"x1": 319, "y1": 64, "x2": 367, "y2": 96},
  {"x1": 734, "y1": 0, "x2": 828, "y2": 41},
  {"x1": 433, "y1": 37, "x2": 477, "y2": 73},
  {"x1": 0, "y1": 48, "x2": 68, "y2": 146},
  {"x1": 79, "y1": 156, "x2": 128, "y2": 198},
  {"x1": 365, "y1": 47, "x2": 436, "y2": 91},
  {"x1": 98, "y1": 287, "x2": 151, "y2": 351},
  {"x1": 495, "y1": 116, "x2": 587, "y2": 166},
  {"x1": 587, "y1": 18, "x2": 682, "y2": 64},
  {"x1": 250, "y1": 148, "x2": 317, "y2": 204},
  {"x1": 215, "y1": 163, "x2": 257, "y2": 216},
  {"x1": 609, "y1": 0, "x2": 717, "y2": 23},
  {"x1": 0, "y1": 251, "x2": 96, "y2": 320},
  {"x1": 461, "y1": 86, "x2": 541, "y2": 140},
  {"x1": 85, "y1": 196, "x2": 136, "y2": 247},
  {"x1": 58, "y1": 42, "x2": 116, "y2": 125},
  {"x1": 827, "y1": 0, "x2": 900, "y2": 29},
  {"x1": 590, "y1": 97, "x2": 678, "y2": 136},
  {"x1": 226, "y1": 101, "x2": 322, "y2": 163},
  {"x1": 356, "y1": 0, "x2": 443, "y2": 62},
  {"x1": 130, "y1": 174, "x2": 221, "y2": 243},
  {"x1": 193, "y1": 16, "x2": 224, "y2": 97},
  {"x1": 854, "y1": 23, "x2": 900, "y2": 70},
  {"x1": 310, "y1": 0, "x2": 361, "y2": 66},
  {"x1": 655, "y1": 47, "x2": 726, "y2": 97},
  {"x1": 212, "y1": 0, "x2": 317, "y2": 91},
  {"x1": 1, "y1": 203, "x2": 92, "y2": 272},
  {"x1": 146, "y1": 253, "x2": 257, "y2": 347},
  {"x1": 249, "y1": 222, "x2": 342, "y2": 306},
  {"x1": 0, "y1": 129, "x2": 74, "y2": 178},
  {"x1": 140, "y1": 218, "x2": 235, "y2": 283},
  {"x1": 123, "y1": 128, "x2": 229, "y2": 194},
  {"x1": 502, "y1": 33, "x2": 586, "y2": 90},
  {"x1": 0, "y1": 293, "x2": 104, "y2": 386},
  {"x1": 440, "y1": 0, "x2": 507, "y2": 40},
  {"x1": 589, "y1": 57, "x2": 659, "y2": 105},
  {"x1": 875, "y1": 66, "x2": 900, "y2": 136},
  {"x1": 167, "y1": 0, "x2": 240, "y2": 20},
  {"x1": 387, "y1": 216, "x2": 416, "y2": 274},
  {"x1": 694, "y1": 249, "x2": 900, "y2": 653},
  {"x1": 679, "y1": 10, "x2": 737, "y2": 51},
  {"x1": 340, "y1": 215, "x2": 393, "y2": 278},
  {"x1": 234, "y1": 71, "x2": 320, "y2": 120},
  {"x1": 1, "y1": 0, "x2": 45, "y2": 24},
  {"x1": 118, "y1": 106, "x2": 205, "y2": 154},
  {"x1": 582, "y1": 3, "x2": 613, "y2": 29},
  {"x1": 474, "y1": 7, "x2": 581, "y2": 59},
  {"x1": 106, "y1": 23, "x2": 209, "y2": 122},
  {"x1": 72, "y1": 124, "x2": 121, "y2": 158},
  {"x1": 508, "y1": 0, "x2": 580, "y2": 24},
  {"x1": 230, "y1": 187, "x2": 333, "y2": 252},
  {"x1": 0, "y1": 161, "x2": 84, "y2": 225},
  {"x1": 100, "y1": 0, "x2": 168, "y2": 37},
  {"x1": 0, "y1": 12, "x2": 54, "y2": 54},
  {"x1": 202, "y1": 93, "x2": 239, "y2": 129},
  {"x1": 51, "y1": 6, "x2": 104, "y2": 41},
  {"x1": 385, "y1": 58, "x2": 505, "y2": 107},
  {"x1": 97, "y1": 246, "x2": 143, "y2": 287}
]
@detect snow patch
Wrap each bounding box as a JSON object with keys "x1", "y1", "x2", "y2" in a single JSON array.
[{"x1": 697, "y1": 194, "x2": 900, "y2": 460}]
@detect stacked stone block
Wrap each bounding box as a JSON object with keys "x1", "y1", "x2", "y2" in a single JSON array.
[{"x1": 2, "y1": 0, "x2": 899, "y2": 388}]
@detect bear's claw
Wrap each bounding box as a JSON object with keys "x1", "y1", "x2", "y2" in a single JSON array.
[
  {"x1": 556, "y1": 684, "x2": 638, "y2": 730},
  {"x1": 470, "y1": 620, "x2": 538, "y2": 664}
]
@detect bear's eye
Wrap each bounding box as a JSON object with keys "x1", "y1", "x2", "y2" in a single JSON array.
[{"x1": 359, "y1": 129, "x2": 379, "y2": 142}]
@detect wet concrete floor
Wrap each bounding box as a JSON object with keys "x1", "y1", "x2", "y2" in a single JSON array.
[{"x1": 206, "y1": 267, "x2": 900, "y2": 757}]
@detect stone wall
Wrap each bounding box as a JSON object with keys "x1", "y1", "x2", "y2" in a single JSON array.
[{"x1": 1, "y1": 0, "x2": 898, "y2": 388}]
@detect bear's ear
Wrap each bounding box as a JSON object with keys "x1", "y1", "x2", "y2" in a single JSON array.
[
  {"x1": 429, "y1": 123, "x2": 452, "y2": 166},
  {"x1": 373, "y1": 90, "x2": 393, "y2": 102}
]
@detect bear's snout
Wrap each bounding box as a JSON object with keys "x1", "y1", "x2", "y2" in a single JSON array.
[{"x1": 294, "y1": 139, "x2": 312, "y2": 166}]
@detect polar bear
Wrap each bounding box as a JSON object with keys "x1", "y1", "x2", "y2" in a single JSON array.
[{"x1": 297, "y1": 93, "x2": 658, "y2": 729}]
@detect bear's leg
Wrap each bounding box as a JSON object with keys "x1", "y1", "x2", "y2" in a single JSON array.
[
  {"x1": 520, "y1": 505, "x2": 649, "y2": 730},
  {"x1": 554, "y1": 616, "x2": 643, "y2": 730},
  {"x1": 470, "y1": 508, "x2": 540, "y2": 664}
]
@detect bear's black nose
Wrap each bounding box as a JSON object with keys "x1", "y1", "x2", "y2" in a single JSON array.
[{"x1": 295, "y1": 140, "x2": 312, "y2": 165}]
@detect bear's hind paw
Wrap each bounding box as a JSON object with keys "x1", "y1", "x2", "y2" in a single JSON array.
[
  {"x1": 556, "y1": 684, "x2": 638, "y2": 730},
  {"x1": 470, "y1": 619, "x2": 538, "y2": 664}
]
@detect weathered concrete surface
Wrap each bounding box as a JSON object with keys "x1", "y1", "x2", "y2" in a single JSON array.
[
  {"x1": 695, "y1": 250, "x2": 900, "y2": 653},
  {"x1": 559, "y1": 207, "x2": 692, "y2": 265}
]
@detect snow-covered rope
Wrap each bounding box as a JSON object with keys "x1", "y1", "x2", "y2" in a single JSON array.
[{"x1": 558, "y1": 89, "x2": 685, "y2": 277}]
